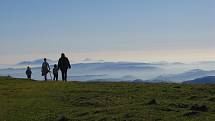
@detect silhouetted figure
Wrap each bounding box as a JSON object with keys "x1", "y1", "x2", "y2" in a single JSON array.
[
  {"x1": 41, "y1": 58, "x2": 50, "y2": 81},
  {"x1": 58, "y1": 53, "x2": 71, "y2": 81},
  {"x1": 53, "y1": 64, "x2": 59, "y2": 81},
  {"x1": 26, "y1": 66, "x2": 32, "y2": 79}
]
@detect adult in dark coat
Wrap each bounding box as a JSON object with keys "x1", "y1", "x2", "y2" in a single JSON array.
[
  {"x1": 41, "y1": 58, "x2": 50, "y2": 81},
  {"x1": 58, "y1": 53, "x2": 71, "y2": 81}
]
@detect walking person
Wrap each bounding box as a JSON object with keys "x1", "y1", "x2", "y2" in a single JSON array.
[
  {"x1": 26, "y1": 66, "x2": 32, "y2": 79},
  {"x1": 41, "y1": 58, "x2": 50, "y2": 81},
  {"x1": 58, "y1": 53, "x2": 71, "y2": 82},
  {"x1": 53, "y1": 64, "x2": 59, "y2": 81}
]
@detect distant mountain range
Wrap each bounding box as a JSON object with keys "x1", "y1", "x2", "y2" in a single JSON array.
[
  {"x1": 2, "y1": 60, "x2": 215, "y2": 83},
  {"x1": 183, "y1": 76, "x2": 215, "y2": 84},
  {"x1": 17, "y1": 59, "x2": 57, "y2": 65},
  {"x1": 71, "y1": 62, "x2": 163, "y2": 73},
  {"x1": 195, "y1": 61, "x2": 215, "y2": 64},
  {"x1": 152, "y1": 69, "x2": 215, "y2": 83},
  {"x1": 86, "y1": 75, "x2": 140, "y2": 83},
  {"x1": 131, "y1": 69, "x2": 215, "y2": 83}
]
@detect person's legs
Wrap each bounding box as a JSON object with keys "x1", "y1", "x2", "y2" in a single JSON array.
[
  {"x1": 63, "y1": 72, "x2": 66, "y2": 81},
  {"x1": 61, "y1": 70, "x2": 68, "y2": 81},
  {"x1": 65, "y1": 69, "x2": 67, "y2": 82},
  {"x1": 61, "y1": 71, "x2": 65, "y2": 81},
  {"x1": 44, "y1": 75, "x2": 47, "y2": 81},
  {"x1": 56, "y1": 74, "x2": 58, "y2": 81},
  {"x1": 27, "y1": 75, "x2": 31, "y2": 79}
]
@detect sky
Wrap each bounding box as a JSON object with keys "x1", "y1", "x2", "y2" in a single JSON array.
[{"x1": 0, "y1": 0, "x2": 215, "y2": 64}]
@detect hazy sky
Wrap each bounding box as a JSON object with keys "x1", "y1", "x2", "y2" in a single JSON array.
[{"x1": 0, "y1": 0, "x2": 215, "y2": 64}]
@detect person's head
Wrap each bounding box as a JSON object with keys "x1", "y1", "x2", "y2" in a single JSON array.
[
  {"x1": 27, "y1": 66, "x2": 31, "y2": 70},
  {"x1": 54, "y1": 64, "x2": 57, "y2": 68},
  {"x1": 44, "y1": 58, "x2": 47, "y2": 62},
  {"x1": 61, "y1": 53, "x2": 65, "y2": 58}
]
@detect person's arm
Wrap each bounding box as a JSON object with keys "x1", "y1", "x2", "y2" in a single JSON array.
[
  {"x1": 47, "y1": 63, "x2": 50, "y2": 71},
  {"x1": 67, "y1": 58, "x2": 71, "y2": 69},
  {"x1": 58, "y1": 59, "x2": 60, "y2": 70},
  {"x1": 41, "y1": 63, "x2": 43, "y2": 72}
]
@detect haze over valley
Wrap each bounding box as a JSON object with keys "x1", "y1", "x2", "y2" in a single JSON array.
[{"x1": 1, "y1": 59, "x2": 215, "y2": 83}]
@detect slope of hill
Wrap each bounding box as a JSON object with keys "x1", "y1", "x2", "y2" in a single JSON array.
[
  {"x1": 1, "y1": 77, "x2": 215, "y2": 121},
  {"x1": 183, "y1": 76, "x2": 215, "y2": 84}
]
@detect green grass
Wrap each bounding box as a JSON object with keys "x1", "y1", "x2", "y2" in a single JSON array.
[{"x1": 1, "y1": 77, "x2": 215, "y2": 121}]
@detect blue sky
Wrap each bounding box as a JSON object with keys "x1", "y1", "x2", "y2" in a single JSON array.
[{"x1": 0, "y1": 0, "x2": 215, "y2": 64}]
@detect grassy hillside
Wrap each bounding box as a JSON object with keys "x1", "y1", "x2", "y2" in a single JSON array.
[{"x1": 1, "y1": 77, "x2": 215, "y2": 121}]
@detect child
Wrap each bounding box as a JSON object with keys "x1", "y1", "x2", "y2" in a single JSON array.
[
  {"x1": 53, "y1": 64, "x2": 58, "y2": 81},
  {"x1": 26, "y1": 66, "x2": 32, "y2": 79}
]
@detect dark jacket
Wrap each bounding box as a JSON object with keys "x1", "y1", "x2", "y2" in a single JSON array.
[
  {"x1": 41, "y1": 62, "x2": 50, "y2": 76},
  {"x1": 26, "y1": 69, "x2": 32, "y2": 76},
  {"x1": 53, "y1": 67, "x2": 58, "y2": 75},
  {"x1": 58, "y1": 57, "x2": 71, "y2": 71}
]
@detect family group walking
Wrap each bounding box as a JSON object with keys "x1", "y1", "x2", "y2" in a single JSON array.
[{"x1": 26, "y1": 53, "x2": 71, "y2": 82}]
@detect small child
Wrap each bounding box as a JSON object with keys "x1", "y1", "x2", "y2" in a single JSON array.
[
  {"x1": 53, "y1": 64, "x2": 58, "y2": 81},
  {"x1": 26, "y1": 66, "x2": 32, "y2": 79}
]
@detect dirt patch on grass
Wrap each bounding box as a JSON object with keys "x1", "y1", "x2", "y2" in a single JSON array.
[
  {"x1": 190, "y1": 104, "x2": 208, "y2": 112},
  {"x1": 169, "y1": 103, "x2": 189, "y2": 109},
  {"x1": 147, "y1": 99, "x2": 158, "y2": 105},
  {"x1": 183, "y1": 111, "x2": 200, "y2": 117}
]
